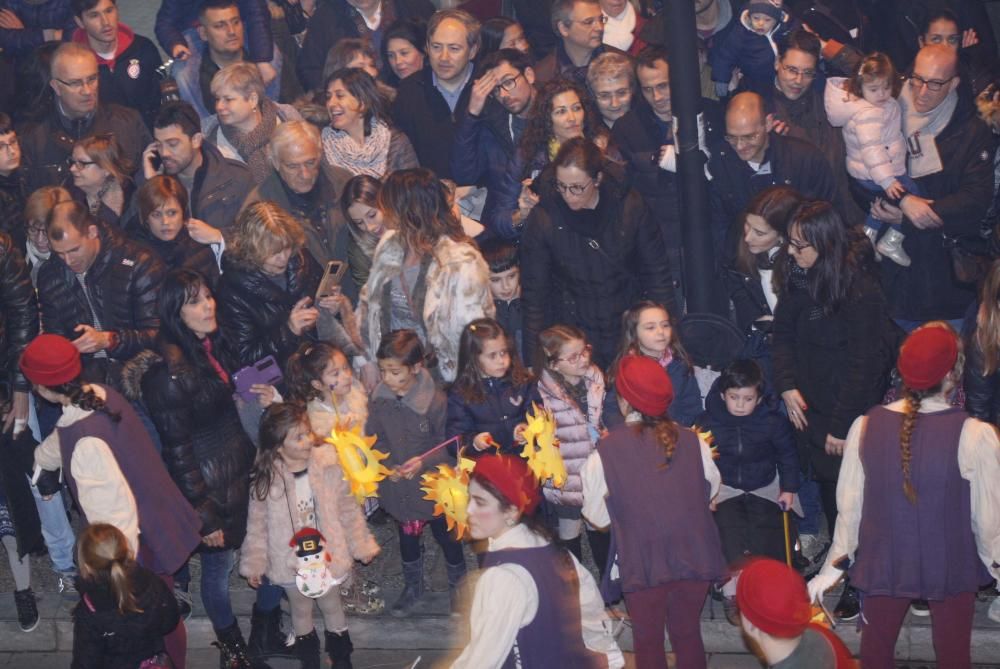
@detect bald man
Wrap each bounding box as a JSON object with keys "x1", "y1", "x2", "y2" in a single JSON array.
[
  {"x1": 869, "y1": 44, "x2": 994, "y2": 330},
  {"x1": 707, "y1": 91, "x2": 837, "y2": 258},
  {"x1": 17, "y1": 42, "x2": 151, "y2": 189}
]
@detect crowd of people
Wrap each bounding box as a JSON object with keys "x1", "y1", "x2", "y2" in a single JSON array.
[{"x1": 0, "y1": 0, "x2": 999, "y2": 667}]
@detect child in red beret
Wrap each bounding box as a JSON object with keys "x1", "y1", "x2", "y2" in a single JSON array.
[
  {"x1": 582, "y1": 354, "x2": 727, "y2": 669},
  {"x1": 809, "y1": 323, "x2": 1000, "y2": 668},
  {"x1": 738, "y1": 557, "x2": 855, "y2": 667}
]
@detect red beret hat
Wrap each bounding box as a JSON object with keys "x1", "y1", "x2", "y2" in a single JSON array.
[
  {"x1": 897, "y1": 326, "x2": 959, "y2": 391},
  {"x1": 472, "y1": 454, "x2": 541, "y2": 515},
  {"x1": 616, "y1": 354, "x2": 674, "y2": 417},
  {"x1": 20, "y1": 334, "x2": 82, "y2": 388},
  {"x1": 736, "y1": 558, "x2": 812, "y2": 638}
]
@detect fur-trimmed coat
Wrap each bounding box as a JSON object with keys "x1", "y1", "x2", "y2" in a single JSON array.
[
  {"x1": 238, "y1": 445, "x2": 379, "y2": 586},
  {"x1": 534, "y1": 366, "x2": 606, "y2": 508},
  {"x1": 360, "y1": 231, "x2": 495, "y2": 383},
  {"x1": 306, "y1": 378, "x2": 369, "y2": 441}
]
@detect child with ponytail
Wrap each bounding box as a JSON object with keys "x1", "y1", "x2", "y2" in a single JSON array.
[
  {"x1": 71, "y1": 524, "x2": 180, "y2": 669},
  {"x1": 809, "y1": 324, "x2": 1000, "y2": 668},
  {"x1": 581, "y1": 354, "x2": 727, "y2": 669},
  {"x1": 240, "y1": 402, "x2": 379, "y2": 669}
]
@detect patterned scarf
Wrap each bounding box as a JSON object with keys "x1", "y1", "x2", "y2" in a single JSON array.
[
  {"x1": 322, "y1": 119, "x2": 392, "y2": 177},
  {"x1": 220, "y1": 97, "x2": 281, "y2": 183}
]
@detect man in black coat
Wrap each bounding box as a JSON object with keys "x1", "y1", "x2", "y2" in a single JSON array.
[
  {"x1": 708, "y1": 91, "x2": 837, "y2": 259},
  {"x1": 763, "y1": 29, "x2": 865, "y2": 227},
  {"x1": 69, "y1": 0, "x2": 163, "y2": 129},
  {"x1": 870, "y1": 44, "x2": 995, "y2": 329},
  {"x1": 297, "y1": 0, "x2": 435, "y2": 91},
  {"x1": 17, "y1": 42, "x2": 152, "y2": 189},
  {"x1": 391, "y1": 8, "x2": 479, "y2": 180},
  {"x1": 143, "y1": 101, "x2": 254, "y2": 232},
  {"x1": 37, "y1": 200, "x2": 165, "y2": 385}
]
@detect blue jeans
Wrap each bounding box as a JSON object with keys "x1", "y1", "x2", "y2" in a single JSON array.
[
  {"x1": 256, "y1": 579, "x2": 284, "y2": 611},
  {"x1": 176, "y1": 550, "x2": 237, "y2": 631},
  {"x1": 31, "y1": 482, "x2": 76, "y2": 573},
  {"x1": 796, "y1": 477, "x2": 823, "y2": 536},
  {"x1": 856, "y1": 175, "x2": 921, "y2": 234}
]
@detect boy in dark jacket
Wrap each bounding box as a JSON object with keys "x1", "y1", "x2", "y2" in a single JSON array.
[
  {"x1": 709, "y1": 0, "x2": 793, "y2": 97},
  {"x1": 480, "y1": 239, "x2": 524, "y2": 363},
  {"x1": 697, "y1": 359, "x2": 800, "y2": 568}
]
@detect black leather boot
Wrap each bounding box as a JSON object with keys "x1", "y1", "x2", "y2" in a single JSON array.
[
  {"x1": 325, "y1": 629, "x2": 354, "y2": 669},
  {"x1": 293, "y1": 629, "x2": 321, "y2": 669},
  {"x1": 214, "y1": 621, "x2": 272, "y2": 669},
  {"x1": 247, "y1": 605, "x2": 294, "y2": 659}
]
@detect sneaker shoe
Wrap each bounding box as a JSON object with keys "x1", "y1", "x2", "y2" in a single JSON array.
[
  {"x1": 174, "y1": 586, "x2": 193, "y2": 621},
  {"x1": 57, "y1": 571, "x2": 78, "y2": 600},
  {"x1": 910, "y1": 599, "x2": 930, "y2": 617},
  {"x1": 834, "y1": 585, "x2": 861, "y2": 622},
  {"x1": 14, "y1": 588, "x2": 39, "y2": 632}
]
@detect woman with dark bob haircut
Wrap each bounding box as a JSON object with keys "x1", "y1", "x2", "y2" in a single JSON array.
[
  {"x1": 123, "y1": 269, "x2": 267, "y2": 667},
  {"x1": 771, "y1": 200, "x2": 898, "y2": 622}
]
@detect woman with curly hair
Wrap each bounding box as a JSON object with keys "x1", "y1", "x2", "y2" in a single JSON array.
[
  {"x1": 809, "y1": 323, "x2": 1000, "y2": 669},
  {"x1": 582, "y1": 354, "x2": 726, "y2": 669},
  {"x1": 483, "y1": 77, "x2": 609, "y2": 239}
]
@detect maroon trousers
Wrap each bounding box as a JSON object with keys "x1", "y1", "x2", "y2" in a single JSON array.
[
  {"x1": 860, "y1": 592, "x2": 975, "y2": 669},
  {"x1": 623, "y1": 580, "x2": 710, "y2": 669}
]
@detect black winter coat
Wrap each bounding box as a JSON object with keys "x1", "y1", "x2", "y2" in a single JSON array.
[
  {"x1": 125, "y1": 342, "x2": 254, "y2": 549},
  {"x1": 708, "y1": 132, "x2": 837, "y2": 260},
  {"x1": 37, "y1": 226, "x2": 165, "y2": 380},
  {"x1": 963, "y1": 308, "x2": 1000, "y2": 425},
  {"x1": 84, "y1": 28, "x2": 164, "y2": 129},
  {"x1": 71, "y1": 566, "x2": 179, "y2": 669},
  {"x1": 18, "y1": 102, "x2": 152, "y2": 190},
  {"x1": 520, "y1": 169, "x2": 676, "y2": 368},
  {"x1": 879, "y1": 94, "x2": 996, "y2": 322},
  {"x1": 190, "y1": 141, "x2": 255, "y2": 232},
  {"x1": 771, "y1": 254, "x2": 892, "y2": 444},
  {"x1": 129, "y1": 225, "x2": 219, "y2": 284},
  {"x1": 0, "y1": 233, "x2": 38, "y2": 394},
  {"x1": 696, "y1": 385, "x2": 800, "y2": 493},
  {"x1": 217, "y1": 248, "x2": 322, "y2": 368},
  {"x1": 391, "y1": 66, "x2": 471, "y2": 180},
  {"x1": 446, "y1": 376, "x2": 534, "y2": 457},
  {"x1": 297, "y1": 0, "x2": 435, "y2": 90}
]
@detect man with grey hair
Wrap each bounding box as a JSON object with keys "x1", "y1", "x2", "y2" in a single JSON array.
[
  {"x1": 534, "y1": 0, "x2": 625, "y2": 85},
  {"x1": 17, "y1": 42, "x2": 151, "y2": 189},
  {"x1": 243, "y1": 121, "x2": 356, "y2": 298},
  {"x1": 391, "y1": 8, "x2": 480, "y2": 179}
]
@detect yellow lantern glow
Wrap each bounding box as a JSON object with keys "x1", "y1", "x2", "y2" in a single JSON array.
[
  {"x1": 520, "y1": 403, "x2": 566, "y2": 488},
  {"x1": 323, "y1": 424, "x2": 392, "y2": 503}
]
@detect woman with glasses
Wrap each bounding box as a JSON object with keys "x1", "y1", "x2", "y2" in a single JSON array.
[
  {"x1": 321, "y1": 68, "x2": 417, "y2": 178},
  {"x1": 68, "y1": 134, "x2": 134, "y2": 229},
  {"x1": 22, "y1": 186, "x2": 71, "y2": 285},
  {"x1": 520, "y1": 137, "x2": 674, "y2": 370},
  {"x1": 484, "y1": 78, "x2": 610, "y2": 239},
  {"x1": 772, "y1": 199, "x2": 896, "y2": 622},
  {"x1": 359, "y1": 168, "x2": 493, "y2": 383}
]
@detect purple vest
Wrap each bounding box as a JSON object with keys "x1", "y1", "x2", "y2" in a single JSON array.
[
  {"x1": 598, "y1": 424, "x2": 727, "y2": 592},
  {"x1": 851, "y1": 405, "x2": 989, "y2": 599},
  {"x1": 58, "y1": 386, "x2": 202, "y2": 575},
  {"x1": 480, "y1": 545, "x2": 607, "y2": 669}
]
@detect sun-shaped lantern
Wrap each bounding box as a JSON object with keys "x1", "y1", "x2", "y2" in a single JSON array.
[
  {"x1": 324, "y1": 424, "x2": 392, "y2": 503},
  {"x1": 421, "y1": 463, "x2": 471, "y2": 540},
  {"x1": 692, "y1": 425, "x2": 718, "y2": 460},
  {"x1": 520, "y1": 403, "x2": 566, "y2": 488}
]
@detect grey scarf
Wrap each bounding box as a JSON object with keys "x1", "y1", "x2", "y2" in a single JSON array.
[{"x1": 899, "y1": 82, "x2": 958, "y2": 178}]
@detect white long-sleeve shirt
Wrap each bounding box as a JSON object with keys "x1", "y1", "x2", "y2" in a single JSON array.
[
  {"x1": 817, "y1": 397, "x2": 1000, "y2": 584},
  {"x1": 450, "y1": 524, "x2": 624, "y2": 669},
  {"x1": 34, "y1": 387, "x2": 140, "y2": 555},
  {"x1": 580, "y1": 428, "x2": 721, "y2": 530}
]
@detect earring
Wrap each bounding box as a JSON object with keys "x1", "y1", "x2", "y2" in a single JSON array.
[{"x1": 505, "y1": 518, "x2": 516, "y2": 527}]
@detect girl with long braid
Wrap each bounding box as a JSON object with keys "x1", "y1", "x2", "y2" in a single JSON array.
[{"x1": 808, "y1": 324, "x2": 1000, "y2": 669}]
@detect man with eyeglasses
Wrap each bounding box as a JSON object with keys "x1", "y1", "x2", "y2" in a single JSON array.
[
  {"x1": 17, "y1": 42, "x2": 151, "y2": 190},
  {"x1": 764, "y1": 30, "x2": 864, "y2": 227},
  {"x1": 534, "y1": 0, "x2": 625, "y2": 86},
  {"x1": 452, "y1": 48, "x2": 538, "y2": 238},
  {"x1": 707, "y1": 91, "x2": 836, "y2": 258},
  {"x1": 869, "y1": 44, "x2": 994, "y2": 332},
  {"x1": 0, "y1": 114, "x2": 29, "y2": 253}
]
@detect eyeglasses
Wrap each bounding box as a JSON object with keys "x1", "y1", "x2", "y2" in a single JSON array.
[
  {"x1": 68, "y1": 158, "x2": 96, "y2": 169},
  {"x1": 724, "y1": 130, "x2": 764, "y2": 146},
  {"x1": 491, "y1": 72, "x2": 523, "y2": 98},
  {"x1": 909, "y1": 74, "x2": 955, "y2": 92},
  {"x1": 569, "y1": 14, "x2": 608, "y2": 27},
  {"x1": 787, "y1": 237, "x2": 812, "y2": 251},
  {"x1": 53, "y1": 74, "x2": 100, "y2": 92},
  {"x1": 0, "y1": 137, "x2": 18, "y2": 153},
  {"x1": 553, "y1": 179, "x2": 595, "y2": 196},
  {"x1": 27, "y1": 224, "x2": 46, "y2": 238},
  {"x1": 557, "y1": 344, "x2": 592, "y2": 365},
  {"x1": 779, "y1": 63, "x2": 816, "y2": 79}
]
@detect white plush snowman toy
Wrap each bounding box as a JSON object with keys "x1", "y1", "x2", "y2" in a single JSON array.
[{"x1": 289, "y1": 527, "x2": 344, "y2": 598}]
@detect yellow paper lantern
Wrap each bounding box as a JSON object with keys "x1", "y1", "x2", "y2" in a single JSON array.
[
  {"x1": 520, "y1": 403, "x2": 566, "y2": 488},
  {"x1": 421, "y1": 463, "x2": 471, "y2": 540},
  {"x1": 323, "y1": 424, "x2": 392, "y2": 503}
]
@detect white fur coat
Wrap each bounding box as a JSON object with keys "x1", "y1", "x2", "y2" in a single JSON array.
[{"x1": 360, "y1": 231, "x2": 495, "y2": 382}]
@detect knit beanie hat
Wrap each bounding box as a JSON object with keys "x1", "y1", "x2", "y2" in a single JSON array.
[
  {"x1": 472, "y1": 454, "x2": 542, "y2": 515},
  {"x1": 747, "y1": 0, "x2": 783, "y2": 21},
  {"x1": 20, "y1": 334, "x2": 82, "y2": 387},
  {"x1": 616, "y1": 354, "x2": 674, "y2": 417},
  {"x1": 736, "y1": 558, "x2": 812, "y2": 638},
  {"x1": 897, "y1": 326, "x2": 959, "y2": 391}
]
